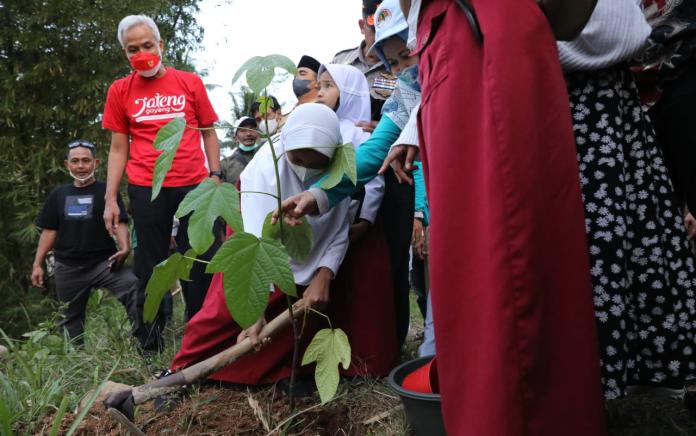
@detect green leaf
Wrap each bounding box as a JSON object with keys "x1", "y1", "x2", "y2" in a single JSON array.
[
  {"x1": 176, "y1": 179, "x2": 244, "y2": 254},
  {"x1": 257, "y1": 95, "x2": 275, "y2": 114},
  {"x1": 231, "y1": 56, "x2": 264, "y2": 87},
  {"x1": 247, "y1": 64, "x2": 275, "y2": 95},
  {"x1": 151, "y1": 117, "x2": 186, "y2": 201},
  {"x1": 264, "y1": 54, "x2": 298, "y2": 76},
  {"x1": 231, "y1": 55, "x2": 298, "y2": 95},
  {"x1": 319, "y1": 143, "x2": 357, "y2": 189},
  {"x1": 143, "y1": 249, "x2": 196, "y2": 322},
  {"x1": 206, "y1": 233, "x2": 296, "y2": 328},
  {"x1": 302, "y1": 328, "x2": 351, "y2": 404},
  {"x1": 262, "y1": 212, "x2": 313, "y2": 262}
]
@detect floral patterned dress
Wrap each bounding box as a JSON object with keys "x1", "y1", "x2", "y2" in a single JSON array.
[{"x1": 566, "y1": 65, "x2": 696, "y2": 399}]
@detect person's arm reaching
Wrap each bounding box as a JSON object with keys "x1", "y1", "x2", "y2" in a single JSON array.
[
  {"x1": 31, "y1": 229, "x2": 57, "y2": 288},
  {"x1": 104, "y1": 131, "x2": 129, "y2": 236},
  {"x1": 292, "y1": 116, "x2": 402, "y2": 221},
  {"x1": 380, "y1": 102, "x2": 420, "y2": 183}
]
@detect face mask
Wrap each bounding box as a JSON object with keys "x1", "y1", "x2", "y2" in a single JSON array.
[
  {"x1": 288, "y1": 161, "x2": 324, "y2": 186},
  {"x1": 293, "y1": 78, "x2": 314, "y2": 98},
  {"x1": 258, "y1": 118, "x2": 279, "y2": 135},
  {"x1": 130, "y1": 50, "x2": 161, "y2": 78},
  {"x1": 238, "y1": 142, "x2": 260, "y2": 152},
  {"x1": 69, "y1": 169, "x2": 95, "y2": 186},
  {"x1": 396, "y1": 64, "x2": 420, "y2": 92}
]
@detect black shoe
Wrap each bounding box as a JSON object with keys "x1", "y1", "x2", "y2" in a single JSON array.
[
  {"x1": 153, "y1": 369, "x2": 182, "y2": 413},
  {"x1": 278, "y1": 377, "x2": 316, "y2": 398}
]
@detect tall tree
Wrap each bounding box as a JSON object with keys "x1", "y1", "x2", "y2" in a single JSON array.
[{"x1": 0, "y1": 0, "x2": 203, "y2": 332}]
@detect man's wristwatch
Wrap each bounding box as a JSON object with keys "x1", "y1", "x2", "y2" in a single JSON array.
[{"x1": 209, "y1": 170, "x2": 223, "y2": 179}]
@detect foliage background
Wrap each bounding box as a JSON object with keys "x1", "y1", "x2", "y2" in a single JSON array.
[{"x1": 0, "y1": 0, "x2": 204, "y2": 336}]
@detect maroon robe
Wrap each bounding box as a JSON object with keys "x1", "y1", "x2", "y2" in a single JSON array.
[
  {"x1": 171, "y1": 222, "x2": 398, "y2": 383},
  {"x1": 414, "y1": 0, "x2": 607, "y2": 434}
]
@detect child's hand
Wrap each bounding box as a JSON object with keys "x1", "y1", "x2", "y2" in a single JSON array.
[
  {"x1": 237, "y1": 317, "x2": 269, "y2": 351},
  {"x1": 302, "y1": 267, "x2": 332, "y2": 310},
  {"x1": 273, "y1": 191, "x2": 318, "y2": 224}
]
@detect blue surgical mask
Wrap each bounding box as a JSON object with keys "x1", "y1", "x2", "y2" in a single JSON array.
[{"x1": 396, "y1": 64, "x2": 420, "y2": 92}]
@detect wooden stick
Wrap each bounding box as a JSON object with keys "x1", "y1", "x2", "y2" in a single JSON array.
[{"x1": 105, "y1": 303, "x2": 307, "y2": 417}]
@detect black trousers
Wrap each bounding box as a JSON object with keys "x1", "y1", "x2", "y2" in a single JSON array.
[
  {"x1": 381, "y1": 170, "x2": 415, "y2": 348},
  {"x1": 54, "y1": 259, "x2": 140, "y2": 343},
  {"x1": 410, "y1": 255, "x2": 428, "y2": 320},
  {"x1": 649, "y1": 64, "x2": 696, "y2": 213},
  {"x1": 128, "y1": 184, "x2": 222, "y2": 350}
]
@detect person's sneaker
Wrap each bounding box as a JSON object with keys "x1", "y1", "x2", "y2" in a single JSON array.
[{"x1": 277, "y1": 377, "x2": 316, "y2": 398}]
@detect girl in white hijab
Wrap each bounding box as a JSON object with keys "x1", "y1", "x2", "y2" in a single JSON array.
[
  {"x1": 316, "y1": 63, "x2": 384, "y2": 235},
  {"x1": 240, "y1": 103, "x2": 351, "y2": 288},
  {"x1": 172, "y1": 103, "x2": 399, "y2": 388}
]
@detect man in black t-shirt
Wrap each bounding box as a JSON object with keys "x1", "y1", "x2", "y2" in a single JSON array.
[{"x1": 32, "y1": 140, "x2": 140, "y2": 343}]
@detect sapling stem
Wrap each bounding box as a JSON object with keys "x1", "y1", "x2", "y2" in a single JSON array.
[{"x1": 262, "y1": 88, "x2": 301, "y2": 410}]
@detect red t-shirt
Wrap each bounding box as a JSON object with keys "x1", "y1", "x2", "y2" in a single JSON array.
[{"x1": 102, "y1": 68, "x2": 218, "y2": 187}]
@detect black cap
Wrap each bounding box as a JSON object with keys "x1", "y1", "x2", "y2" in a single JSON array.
[
  {"x1": 363, "y1": 0, "x2": 382, "y2": 18},
  {"x1": 297, "y1": 55, "x2": 321, "y2": 74}
]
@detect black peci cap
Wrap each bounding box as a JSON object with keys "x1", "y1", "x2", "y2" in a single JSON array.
[
  {"x1": 297, "y1": 55, "x2": 321, "y2": 74},
  {"x1": 363, "y1": 0, "x2": 383, "y2": 19}
]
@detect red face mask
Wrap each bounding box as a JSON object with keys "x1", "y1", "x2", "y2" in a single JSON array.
[{"x1": 130, "y1": 51, "x2": 161, "y2": 74}]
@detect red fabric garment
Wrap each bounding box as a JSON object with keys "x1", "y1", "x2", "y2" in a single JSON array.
[
  {"x1": 171, "y1": 222, "x2": 397, "y2": 384},
  {"x1": 102, "y1": 68, "x2": 218, "y2": 187},
  {"x1": 415, "y1": 1, "x2": 607, "y2": 435}
]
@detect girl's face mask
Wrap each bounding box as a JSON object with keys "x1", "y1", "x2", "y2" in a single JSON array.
[
  {"x1": 287, "y1": 160, "x2": 325, "y2": 187},
  {"x1": 130, "y1": 50, "x2": 161, "y2": 77},
  {"x1": 396, "y1": 64, "x2": 420, "y2": 92}
]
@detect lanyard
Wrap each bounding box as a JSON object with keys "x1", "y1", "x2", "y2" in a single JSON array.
[{"x1": 454, "y1": 0, "x2": 484, "y2": 44}]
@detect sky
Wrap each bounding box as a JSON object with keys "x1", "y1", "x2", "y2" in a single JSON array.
[{"x1": 192, "y1": 0, "x2": 363, "y2": 123}]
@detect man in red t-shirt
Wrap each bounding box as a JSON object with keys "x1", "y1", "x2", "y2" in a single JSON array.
[{"x1": 102, "y1": 14, "x2": 222, "y2": 351}]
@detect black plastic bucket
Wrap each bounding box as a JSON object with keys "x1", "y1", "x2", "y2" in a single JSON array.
[{"x1": 388, "y1": 356, "x2": 446, "y2": 435}]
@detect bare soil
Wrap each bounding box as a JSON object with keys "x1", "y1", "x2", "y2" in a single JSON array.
[{"x1": 45, "y1": 379, "x2": 408, "y2": 435}]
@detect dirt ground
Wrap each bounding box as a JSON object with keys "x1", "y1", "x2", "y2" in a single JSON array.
[
  {"x1": 29, "y1": 320, "x2": 696, "y2": 435},
  {"x1": 47, "y1": 378, "x2": 408, "y2": 435},
  {"x1": 43, "y1": 381, "x2": 696, "y2": 436}
]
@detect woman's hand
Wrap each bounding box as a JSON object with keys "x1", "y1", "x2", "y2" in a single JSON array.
[
  {"x1": 685, "y1": 212, "x2": 696, "y2": 240},
  {"x1": 412, "y1": 218, "x2": 427, "y2": 260},
  {"x1": 379, "y1": 144, "x2": 419, "y2": 185}
]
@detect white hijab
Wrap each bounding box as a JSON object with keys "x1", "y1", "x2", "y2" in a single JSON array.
[
  {"x1": 239, "y1": 104, "x2": 351, "y2": 285},
  {"x1": 318, "y1": 64, "x2": 371, "y2": 147}
]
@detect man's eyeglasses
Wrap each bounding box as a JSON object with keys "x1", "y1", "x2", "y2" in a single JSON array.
[{"x1": 67, "y1": 140, "x2": 96, "y2": 149}]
